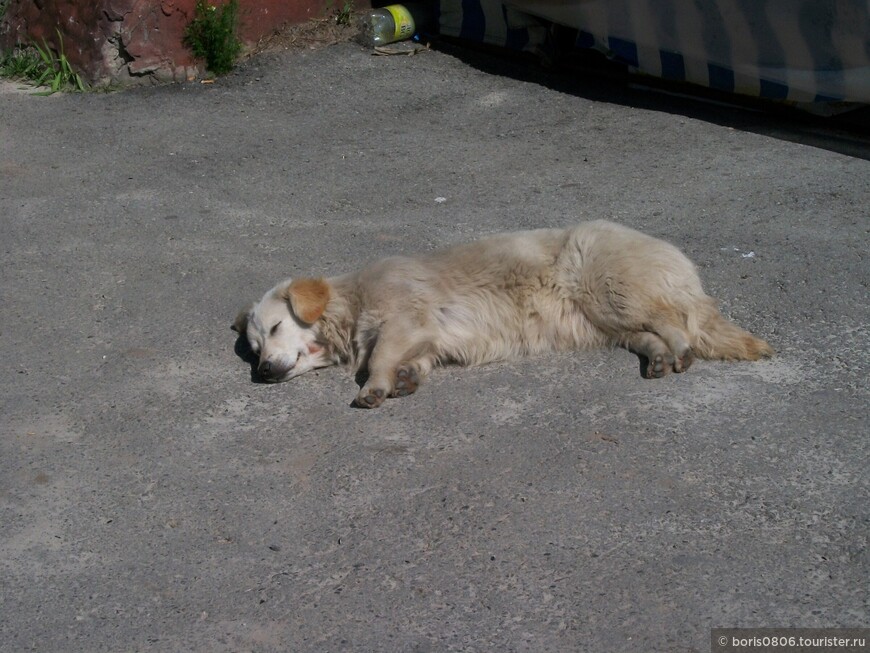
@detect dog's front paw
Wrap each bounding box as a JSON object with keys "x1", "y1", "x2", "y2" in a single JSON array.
[{"x1": 355, "y1": 386, "x2": 387, "y2": 409}]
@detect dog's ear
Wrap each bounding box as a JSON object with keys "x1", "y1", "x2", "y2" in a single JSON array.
[
  {"x1": 282, "y1": 278, "x2": 331, "y2": 324},
  {"x1": 232, "y1": 303, "x2": 254, "y2": 333}
]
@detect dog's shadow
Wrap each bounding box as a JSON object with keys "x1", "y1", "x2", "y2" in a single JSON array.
[{"x1": 233, "y1": 330, "x2": 270, "y2": 384}]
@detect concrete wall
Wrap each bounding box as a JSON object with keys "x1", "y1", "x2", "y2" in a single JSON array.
[{"x1": 0, "y1": 0, "x2": 351, "y2": 85}]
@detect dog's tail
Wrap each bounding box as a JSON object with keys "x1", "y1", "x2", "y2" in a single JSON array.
[{"x1": 690, "y1": 298, "x2": 774, "y2": 361}]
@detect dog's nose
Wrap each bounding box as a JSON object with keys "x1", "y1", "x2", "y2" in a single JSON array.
[
  {"x1": 258, "y1": 357, "x2": 295, "y2": 381},
  {"x1": 258, "y1": 360, "x2": 275, "y2": 378}
]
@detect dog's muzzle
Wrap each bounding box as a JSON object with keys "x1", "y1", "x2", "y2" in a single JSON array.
[{"x1": 258, "y1": 356, "x2": 296, "y2": 382}]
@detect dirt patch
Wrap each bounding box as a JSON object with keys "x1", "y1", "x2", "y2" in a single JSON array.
[
  {"x1": 0, "y1": 78, "x2": 38, "y2": 95},
  {"x1": 252, "y1": 16, "x2": 360, "y2": 55}
]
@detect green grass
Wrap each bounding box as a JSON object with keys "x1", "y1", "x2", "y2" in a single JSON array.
[
  {"x1": 31, "y1": 31, "x2": 86, "y2": 93},
  {"x1": 0, "y1": 48, "x2": 42, "y2": 80},
  {"x1": 332, "y1": 1, "x2": 354, "y2": 26},
  {"x1": 184, "y1": 0, "x2": 242, "y2": 76},
  {"x1": 0, "y1": 30, "x2": 86, "y2": 94}
]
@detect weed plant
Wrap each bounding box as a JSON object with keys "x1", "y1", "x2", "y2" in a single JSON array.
[
  {"x1": 0, "y1": 48, "x2": 42, "y2": 80},
  {"x1": 333, "y1": 1, "x2": 354, "y2": 26},
  {"x1": 184, "y1": 0, "x2": 242, "y2": 75},
  {"x1": 0, "y1": 30, "x2": 86, "y2": 93},
  {"x1": 32, "y1": 31, "x2": 86, "y2": 93}
]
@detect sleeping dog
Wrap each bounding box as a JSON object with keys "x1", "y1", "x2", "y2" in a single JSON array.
[{"x1": 234, "y1": 220, "x2": 773, "y2": 408}]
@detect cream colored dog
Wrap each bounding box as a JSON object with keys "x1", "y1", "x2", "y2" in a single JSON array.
[{"x1": 234, "y1": 221, "x2": 773, "y2": 408}]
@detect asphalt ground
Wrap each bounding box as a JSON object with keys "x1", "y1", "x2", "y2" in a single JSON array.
[{"x1": 1, "y1": 38, "x2": 868, "y2": 652}]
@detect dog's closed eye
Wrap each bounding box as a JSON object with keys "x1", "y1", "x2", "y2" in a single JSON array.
[{"x1": 270, "y1": 321, "x2": 282, "y2": 336}]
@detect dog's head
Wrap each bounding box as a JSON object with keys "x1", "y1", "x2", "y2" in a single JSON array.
[{"x1": 233, "y1": 278, "x2": 332, "y2": 382}]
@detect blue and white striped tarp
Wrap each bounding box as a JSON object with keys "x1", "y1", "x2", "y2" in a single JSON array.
[{"x1": 438, "y1": 0, "x2": 870, "y2": 107}]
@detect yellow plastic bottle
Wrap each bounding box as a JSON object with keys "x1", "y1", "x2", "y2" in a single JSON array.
[{"x1": 358, "y1": 4, "x2": 417, "y2": 46}]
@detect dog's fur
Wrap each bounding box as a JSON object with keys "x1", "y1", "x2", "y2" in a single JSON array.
[{"x1": 234, "y1": 221, "x2": 773, "y2": 408}]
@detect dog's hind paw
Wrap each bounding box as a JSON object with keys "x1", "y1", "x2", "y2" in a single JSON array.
[
  {"x1": 392, "y1": 364, "x2": 420, "y2": 397},
  {"x1": 673, "y1": 347, "x2": 695, "y2": 373},
  {"x1": 644, "y1": 351, "x2": 675, "y2": 379},
  {"x1": 641, "y1": 346, "x2": 695, "y2": 378},
  {"x1": 355, "y1": 387, "x2": 386, "y2": 409}
]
